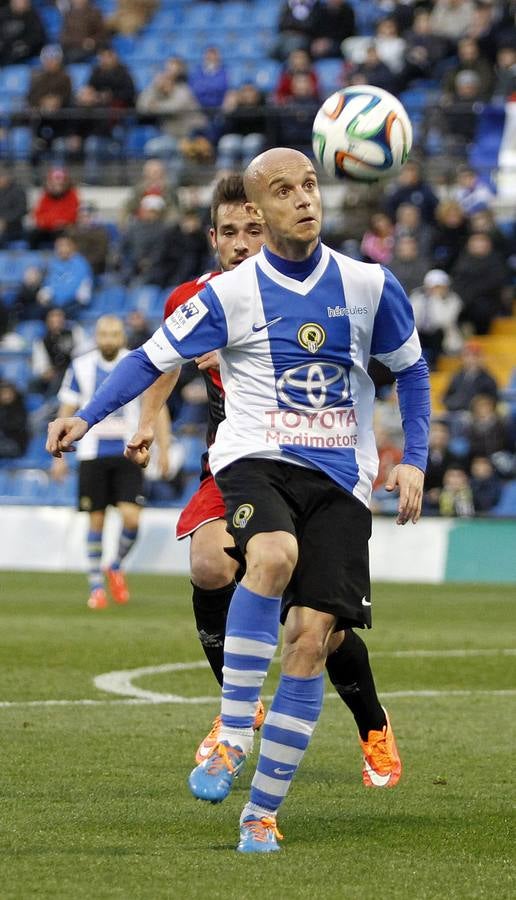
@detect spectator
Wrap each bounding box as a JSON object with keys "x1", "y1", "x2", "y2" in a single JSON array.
[
  {"x1": 60, "y1": 0, "x2": 106, "y2": 63},
  {"x1": 439, "y1": 466, "x2": 474, "y2": 517},
  {"x1": 189, "y1": 46, "x2": 228, "y2": 111},
  {"x1": 491, "y1": 44, "x2": 516, "y2": 100},
  {"x1": 149, "y1": 208, "x2": 209, "y2": 289},
  {"x1": 30, "y1": 168, "x2": 80, "y2": 248},
  {"x1": 124, "y1": 310, "x2": 152, "y2": 350},
  {"x1": 453, "y1": 232, "x2": 508, "y2": 334},
  {"x1": 384, "y1": 160, "x2": 438, "y2": 225},
  {"x1": 64, "y1": 84, "x2": 124, "y2": 185},
  {"x1": 374, "y1": 16, "x2": 406, "y2": 76},
  {"x1": 216, "y1": 83, "x2": 267, "y2": 172},
  {"x1": 0, "y1": 165, "x2": 27, "y2": 247},
  {"x1": 120, "y1": 194, "x2": 167, "y2": 283},
  {"x1": 30, "y1": 307, "x2": 83, "y2": 396},
  {"x1": 450, "y1": 165, "x2": 496, "y2": 215},
  {"x1": 309, "y1": 0, "x2": 355, "y2": 60},
  {"x1": 441, "y1": 37, "x2": 493, "y2": 101},
  {"x1": 12, "y1": 265, "x2": 44, "y2": 321},
  {"x1": 0, "y1": 0, "x2": 46, "y2": 66},
  {"x1": 401, "y1": 8, "x2": 449, "y2": 85},
  {"x1": 275, "y1": 48, "x2": 320, "y2": 104},
  {"x1": 430, "y1": 200, "x2": 468, "y2": 271},
  {"x1": 430, "y1": 0, "x2": 475, "y2": 43},
  {"x1": 443, "y1": 342, "x2": 498, "y2": 412},
  {"x1": 470, "y1": 455, "x2": 502, "y2": 512},
  {"x1": 389, "y1": 235, "x2": 430, "y2": 296},
  {"x1": 0, "y1": 379, "x2": 28, "y2": 459},
  {"x1": 26, "y1": 45, "x2": 72, "y2": 173},
  {"x1": 424, "y1": 420, "x2": 463, "y2": 500},
  {"x1": 352, "y1": 44, "x2": 398, "y2": 96},
  {"x1": 67, "y1": 202, "x2": 110, "y2": 275},
  {"x1": 468, "y1": 207, "x2": 512, "y2": 259},
  {"x1": 434, "y1": 69, "x2": 484, "y2": 156},
  {"x1": 393, "y1": 202, "x2": 433, "y2": 256},
  {"x1": 123, "y1": 158, "x2": 178, "y2": 224},
  {"x1": 137, "y1": 57, "x2": 207, "y2": 174},
  {"x1": 106, "y1": 0, "x2": 157, "y2": 36},
  {"x1": 409, "y1": 269, "x2": 463, "y2": 367},
  {"x1": 275, "y1": 0, "x2": 318, "y2": 60},
  {"x1": 467, "y1": 0, "x2": 516, "y2": 64},
  {"x1": 360, "y1": 212, "x2": 395, "y2": 264},
  {"x1": 371, "y1": 423, "x2": 402, "y2": 513},
  {"x1": 88, "y1": 46, "x2": 136, "y2": 109},
  {"x1": 466, "y1": 393, "x2": 514, "y2": 464},
  {"x1": 269, "y1": 71, "x2": 320, "y2": 156},
  {"x1": 37, "y1": 235, "x2": 93, "y2": 316}
]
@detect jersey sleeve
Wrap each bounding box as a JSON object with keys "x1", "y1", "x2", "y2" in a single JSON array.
[
  {"x1": 57, "y1": 362, "x2": 81, "y2": 408},
  {"x1": 145, "y1": 282, "x2": 229, "y2": 370},
  {"x1": 163, "y1": 272, "x2": 219, "y2": 319},
  {"x1": 370, "y1": 268, "x2": 422, "y2": 373}
]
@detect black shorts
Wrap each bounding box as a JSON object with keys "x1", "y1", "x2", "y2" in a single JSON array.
[
  {"x1": 215, "y1": 458, "x2": 372, "y2": 630},
  {"x1": 78, "y1": 456, "x2": 145, "y2": 513}
]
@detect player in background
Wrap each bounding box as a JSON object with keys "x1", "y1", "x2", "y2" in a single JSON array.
[
  {"x1": 46, "y1": 151, "x2": 430, "y2": 851},
  {"x1": 125, "y1": 175, "x2": 404, "y2": 784},
  {"x1": 51, "y1": 314, "x2": 170, "y2": 609}
]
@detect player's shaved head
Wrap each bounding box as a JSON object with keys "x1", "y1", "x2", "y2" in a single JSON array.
[{"x1": 244, "y1": 147, "x2": 314, "y2": 202}]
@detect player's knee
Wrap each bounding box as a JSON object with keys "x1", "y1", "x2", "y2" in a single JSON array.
[
  {"x1": 283, "y1": 629, "x2": 327, "y2": 672},
  {"x1": 246, "y1": 534, "x2": 297, "y2": 594},
  {"x1": 190, "y1": 551, "x2": 236, "y2": 590}
]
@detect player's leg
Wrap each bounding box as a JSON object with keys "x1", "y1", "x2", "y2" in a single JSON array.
[
  {"x1": 106, "y1": 457, "x2": 144, "y2": 603},
  {"x1": 190, "y1": 518, "x2": 238, "y2": 686},
  {"x1": 238, "y1": 605, "x2": 332, "y2": 853},
  {"x1": 79, "y1": 458, "x2": 109, "y2": 609},
  {"x1": 188, "y1": 459, "x2": 297, "y2": 804}
]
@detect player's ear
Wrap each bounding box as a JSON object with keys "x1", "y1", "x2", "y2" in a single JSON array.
[{"x1": 245, "y1": 201, "x2": 264, "y2": 224}]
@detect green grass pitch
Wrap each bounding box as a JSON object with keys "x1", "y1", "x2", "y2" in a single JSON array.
[{"x1": 0, "y1": 572, "x2": 514, "y2": 899}]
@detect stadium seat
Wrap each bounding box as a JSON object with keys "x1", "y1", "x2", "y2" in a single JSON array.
[
  {"x1": 490, "y1": 480, "x2": 516, "y2": 517},
  {"x1": 9, "y1": 127, "x2": 32, "y2": 161},
  {"x1": 126, "y1": 285, "x2": 162, "y2": 317},
  {"x1": 469, "y1": 104, "x2": 505, "y2": 173},
  {"x1": 179, "y1": 435, "x2": 205, "y2": 474},
  {"x1": 0, "y1": 65, "x2": 31, "y2": 95},
  {"x1": 0, "y1": 354, "x2": 31, "y2": 391},
  {"x1": 131, "y1": 64, "x2": 161, "y2": 92},
  {"x1": 40, "y1": 5, "x2": 63, "y2": 39},
  {"x1": 124, "y1": 124, "x2": 160, "y2": 157},
  {"x1": 251, "y1": 4, "x2": 281, "y2": 28},
  {"x1": 12, "y1": 431, "x2": 50, "y2": 470},
  {"x1": 15, "y1": 320, "x2": 46, "y2": 345},
  {"x1": 183, "y1": 2, "x2": 219, "y2": 29},
  {"x1": 253, "y1": 59, "x2": 281, "y2": 93},
  {"x1": 68, "y1": 64, "x2": 91, "y2": 92},
  {"x1": 314, "y1": 59, "x2": 344, "y2": 96}
]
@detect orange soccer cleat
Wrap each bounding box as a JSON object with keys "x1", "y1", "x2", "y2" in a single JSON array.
[
  {"x1": 360, "y1": 708, "x2": 402, "y2": 788},
  {"x1": 105, "y1": 568, "x2": 129, "y2": 604},
  {"x1": 195, "y1": 698, "x2": 265, "y2": 764},
  {"x1": 87, "y1": 587, "x2": 108, "y2": 610}
]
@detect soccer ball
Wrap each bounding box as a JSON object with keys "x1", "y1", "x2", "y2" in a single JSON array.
[{"x1": 312, "y1": 85, "x2": 413, "y2": 182}]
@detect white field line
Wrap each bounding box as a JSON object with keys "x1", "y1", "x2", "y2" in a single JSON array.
[{"x1": 0, "y1": 650, "x2": 514, "y2": 709}]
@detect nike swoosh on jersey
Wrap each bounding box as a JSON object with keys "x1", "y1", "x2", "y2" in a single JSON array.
[
  {"x1": 364, "y1": 761, "x2": 391, "y2": 786},
  {"x1": 273, "y1": 766, "x2": 295, "y2": 776},
  {"x1": 252, "y1": 316, "x2": 283, "y2": 332}
]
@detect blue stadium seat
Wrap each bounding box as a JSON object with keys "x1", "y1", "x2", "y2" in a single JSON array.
[
  {"x1": 251, "y1": 4, "x2": 281, "y2": 28},
  {"x1": 143, "y1": 7, "x2": 185, "y2": 31},
  {"x1": 7, "y1": 469, "x2": 50, "y2": 502},
  {"x1": 131, "y1": 64, "x2": 161, "y2": 93},
  {"x1": 125, "y1": 124, "x2": 160, "y2": 157},
  {"x1": 179, "y1": 435, "x2": 205, "y2": 474},
  {"x1": 40, "y1": 5, "x2": 63, "y2": 40},
  {"x1": 15, "y1": 320, "x2": 46, "y2": 345},
  {"x1": 126, "y1": 285, "x2": 162, "y2": 316},
  {"x1": 315, "y1": 59, "x2": 344, "y2": 96},
  {"x1": 68, "y1": 64, "x2": 91, "y2": 92},
  {"x1": 111, "y1": 34, "x2": 138, "y2": 58},
  {"x1": 133, "y1": 35, "x2": 169, "y2": 61},
  {"x1": 253, "y1": 59, "x2": 281, "y2": 93},
  {"x1": 0, "y1": 352, "x2": 31, "y2": 391},
  {"x1": 490, "y1": 480, "x2": 516, "y2": 517},
  {"x1": 12, "y1": 431, "x2": 50, "y2": 470},
  {"x1": 0, "y1": 65, "x2": 31, "y2": 95},
  {"x1": 183, "y1": 2, "x2": 219, "y2": 29},
  {"x1": 0, "y1": 94, "x2": 23, "y2": 115},
  {"x1": 9, "y1": 127, "x2": 32, "y2": 161},
  {"x1": 44, "y1": 474, "x2": 76, "y2": 506}
]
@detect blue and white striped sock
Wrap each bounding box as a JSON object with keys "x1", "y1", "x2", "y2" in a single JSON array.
[
  {"x1": 111, "y1": 527, "x2": 138, "y2": 571},
  {"x1": 241, "y1": 672, "x2": 324, "y2": 820},
  {"x1": 218, "y1": 584, "x2": 281, "y2": 754},
  {"x1": 86, "y1": 529, "x2": 103, "y2": 592}
]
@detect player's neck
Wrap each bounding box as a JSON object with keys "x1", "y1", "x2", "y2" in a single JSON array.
[
  {"x1": 266, "y1": 235, "x2": 320, "y2": 262},
  {"x1": 263, "y1": 242, "x2": 322, "y2": 281}
]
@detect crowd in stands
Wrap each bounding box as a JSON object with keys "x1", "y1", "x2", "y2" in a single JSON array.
[{"x1": 0, "y1": 0, "x2": 514, "y2": 515}]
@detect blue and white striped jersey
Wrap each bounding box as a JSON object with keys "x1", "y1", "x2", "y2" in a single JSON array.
[
  {"x1": 142, "y1": 243, "x2": 424, "y2": 507},
  {"x1": 59, "y1": 348, "x2": 140, "y2": 461}
]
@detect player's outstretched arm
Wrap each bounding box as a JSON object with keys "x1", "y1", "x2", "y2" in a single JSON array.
[
  {"x1": 125, "y1": 368, "x2": 180, "y2": 469},
  {"x1": 46, "y1": 416, "x2": 89, "y2": 457},
  {"x1": 385, "y1": 463, "x2": 425, "y2": 525}
]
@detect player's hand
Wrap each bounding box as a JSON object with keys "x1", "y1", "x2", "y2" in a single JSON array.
[
  {"x1": 384, "y1": 463, "x2": 424, "y2": 525},
  {"x1": 46, "y1": 416, "x2": 88, "y2": 457},
  {"x1": 195, "y1": 350, "x2": 220, "y2": 370},
  {"x1": 125, "y1": 427, "x2": 154, "y2": 469},
  {"x1": 50, "y1": 455, "x2": 68, "y2": 481}
]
